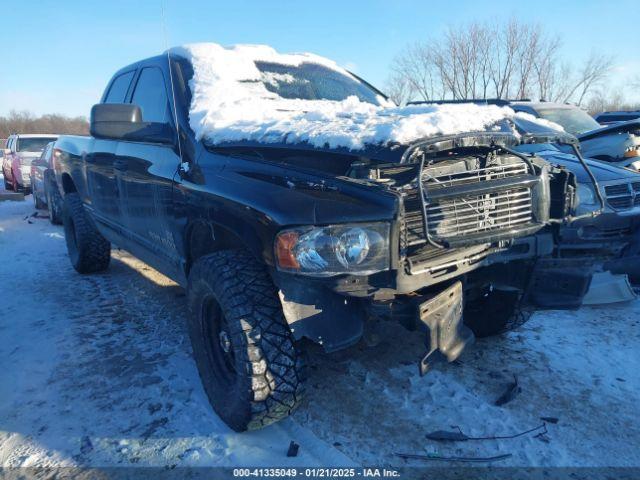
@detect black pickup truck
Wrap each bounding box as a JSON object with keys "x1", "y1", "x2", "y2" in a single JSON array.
[{"x1": 53, "y1": 44, "x2": 576, "y2": 431}]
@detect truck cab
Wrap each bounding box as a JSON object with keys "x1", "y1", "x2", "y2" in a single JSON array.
[{"x1": 53, "y1": 44, "x2": 577, "y2": 431}]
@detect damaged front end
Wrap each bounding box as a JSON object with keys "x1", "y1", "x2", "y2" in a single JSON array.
[
  {"x1": 369, "y1": 132, "x2": 576, "y2": 370},
  {"x1": 275, "y1": 131, "x2": 577, "y2": 373}
]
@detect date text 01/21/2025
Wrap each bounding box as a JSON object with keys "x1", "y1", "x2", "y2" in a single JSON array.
[{"x1": 232, "y1": 468, "x2": 401, "y2": 477}]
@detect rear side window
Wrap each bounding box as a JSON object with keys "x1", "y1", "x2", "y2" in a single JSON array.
[
  {"x1": 104, "y1": 71, "x2": 135, "y2": 103},
  {"x1": 130, "y1": 67, "x2": 171, "y2": 123}
]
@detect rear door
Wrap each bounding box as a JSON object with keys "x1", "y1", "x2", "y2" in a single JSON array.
[
  {"x1": 117, "y1": 65, "x2": 182, "y2": 270},
  {"x1": 85, "y1": 70, "x2": 135, "y2": 228}
]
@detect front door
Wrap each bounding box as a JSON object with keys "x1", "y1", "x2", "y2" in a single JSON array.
[{"x1": 117, "y1": 66, "x2": 182, "y2": 270}]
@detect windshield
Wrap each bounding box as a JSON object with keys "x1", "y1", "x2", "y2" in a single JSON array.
[
  {"x1": 254, "y1": 61, "x2": 384, "y2": 106},
  {"x1": 535, "y1": 107, "x2": 600, "y2": 135},
  {"x1": 17, "y1": 137, "x2": 57, "y2": 153}
]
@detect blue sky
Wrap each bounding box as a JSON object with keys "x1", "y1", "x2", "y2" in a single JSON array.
[{"x1": 1, "y1": 0, "x2": 638, "y2": 117}]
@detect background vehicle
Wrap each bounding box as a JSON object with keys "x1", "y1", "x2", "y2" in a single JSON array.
[
  {"x1": 53, "y1": 44, "x2": 575, "y2": 431},
  {"x1": 30, "y1": 142, "x2": 53, "y2": 209},
  {"x1": 505, "y1": 101, "x2": 640, "y2": 170},
  {"x1": 515, "y1": 142, "x2": 640, "y2": 303},
  {"x1": 472, "y1": 114, "x2": 640, "y2": 311},
  {"x1": 413, "y1": 100, "x2": 640, "y2": 170},
  {"x1": 29, "y1": 141, "x2": 63, "y2": 223},
  {"x1": 3, "y1": 134, "x2": 58, "y2": 192},
  {"x1": 595, "y1": 111, "x2": 640, "y2": 125}
]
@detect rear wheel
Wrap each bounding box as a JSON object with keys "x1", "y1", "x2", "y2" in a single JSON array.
[
  {"x1": 187, "y1": 250, "x2": 305, "y2": 431},
  {"x1": 464, "y1": 288, "x2": 533, "y2": 338},
  {"x1": 62, "y1": 193, "x2": 111, "y2": 273}
]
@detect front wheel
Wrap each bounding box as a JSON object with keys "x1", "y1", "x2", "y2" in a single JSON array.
[
  {"x1": 187, "y1": 250, "x2": 305, "y2": 431},
  {"x1": 464, "y1": 288, "x2": 533, "y2": 338}
]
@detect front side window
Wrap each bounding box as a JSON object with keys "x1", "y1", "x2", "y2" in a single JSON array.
[
  {"x1": 17, "y1": 137, "x2": 57, "y2": 152},
  {"x1": 253, "y1": 61, "x2": 384, "y2": 106},
  {"x1": 535, "y1": 107, "x2": 601, "y2": 136},
  {"x1": 104, "y1": 71, "x2": 135, "y2": 104},
  {"x1": 130, "y1": 67, "x2": 171, "y2": 123}
]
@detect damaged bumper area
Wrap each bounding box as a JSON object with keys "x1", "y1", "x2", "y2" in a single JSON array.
[
  {"x1": 482, "y1": 204, "x2": 640, "y2": 309},
  {"x1": 536, "y1": 212, "x2": 640, "y2": 307},
  {"x1": 274, "y1": 134, "x2": 574, "y2": 357},
  {"x1": 413, "y1": 281, "x2": 472, "y2": 376}
]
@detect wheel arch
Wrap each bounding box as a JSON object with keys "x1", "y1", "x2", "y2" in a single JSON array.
[
  {"x1": 61, "y1": 173, "x2": 77, "y2": 194},
  {"x1": 184, "y1": 219, "x2": 267, "y2": 276}
]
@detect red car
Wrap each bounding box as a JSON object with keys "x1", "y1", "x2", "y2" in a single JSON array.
[{"x1": 2, "y1": 134, "x2": 58, "y2": 192}]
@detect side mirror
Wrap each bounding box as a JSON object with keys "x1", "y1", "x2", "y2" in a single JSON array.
[{"x1": 90, "y1": 103, "x2": 175, "y2": 144}]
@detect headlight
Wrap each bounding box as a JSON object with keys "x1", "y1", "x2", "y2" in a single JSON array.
[
  {"x1": 576, "y1": 183, "x2": 599, "y2": 215},
  {"x1": 275, "y1": 222, "x2": 390, "y2": 276}
]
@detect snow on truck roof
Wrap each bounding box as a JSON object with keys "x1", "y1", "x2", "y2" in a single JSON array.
[{"x1": 170, "y1": 43, "x2": 562, "y2": 150}]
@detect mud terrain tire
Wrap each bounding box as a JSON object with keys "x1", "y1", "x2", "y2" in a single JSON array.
[
  {"x1": 187, "y1": 250, "x2": 305, "y2": 431},
  {"x1": 464, "y1": 289, "x2": 533, "y2": 338},
  {"x1": 62, "y1": 193, "x2": 111, "y2": 273}
]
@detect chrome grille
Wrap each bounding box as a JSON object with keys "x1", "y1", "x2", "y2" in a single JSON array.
[
  {"x1": 422, "y1": 163, "x2": 528, "y2": 188},
  {"x1": 402, "y1": 159, "x2": 535, "y2": 247},
  {"x1": 425, "y1": 188, "x2": 533, "y2": 240},
  {"x1": 604, "y1": 182, "x2": 640, "y2": 210}
]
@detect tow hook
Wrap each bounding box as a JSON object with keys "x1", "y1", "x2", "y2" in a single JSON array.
[{"x1": 417, "y1": 281, "x2": 474, "y2": 376}]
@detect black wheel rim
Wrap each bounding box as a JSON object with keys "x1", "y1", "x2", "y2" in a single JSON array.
[{"x1": 201, "y1": 295, "x2": 238, "y2": 388}]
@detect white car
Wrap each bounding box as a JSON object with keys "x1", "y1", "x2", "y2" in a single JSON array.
[
  {"x1": 509, "y1": 101, "x2": 640, "y2": 171},
  {"x1": 2, "y1": 134, "x2": 59, "y2": 192}
]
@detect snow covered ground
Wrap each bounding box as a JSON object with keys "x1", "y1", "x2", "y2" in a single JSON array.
[{"x1": 1, "y1": 192, "x2": 639, "y2": 470}]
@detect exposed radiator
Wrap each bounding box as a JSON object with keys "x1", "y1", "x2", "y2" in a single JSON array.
[
  {"x1": 424, "y1": 188, "x2": 533, "y2": 240},
  {"x1": 402, "y1": 158, "x2": 536, "y2": 248}
]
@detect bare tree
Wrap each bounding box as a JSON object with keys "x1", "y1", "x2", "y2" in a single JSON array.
[
  {"x1": 559, "y1": 52, "x2": 614, "y2": 105},
  {"x1": 387, "y1": 19, "x2": 614, "y2": 107},
  {"x1": 384, "y1": 72, "x2": 413, "y2": 105},
  {"x1": 0, "y1": 110, "x2": 88, "y2": 139},
  {"x1": 586, "y1": 88, "x2": 640, "y2": 115},
  {"x1": 389, "y1": 42, "x2": 441, "y2": 101}
]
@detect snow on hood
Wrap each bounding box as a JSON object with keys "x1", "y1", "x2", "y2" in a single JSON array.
[{"x1": 170, "y1": 43, "x2": 565, "y2": 151}]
